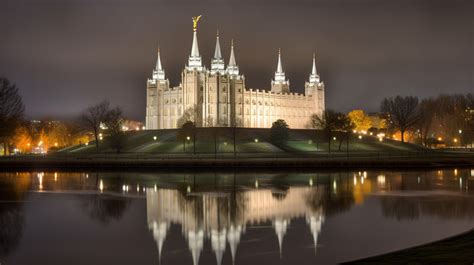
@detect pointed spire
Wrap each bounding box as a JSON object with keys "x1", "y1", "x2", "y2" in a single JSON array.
[
  {"x1": 191, "y1": 31, "x2": 200, "y2": 57},
  {"x1": 311, "y1": 52, "x2": 317, "y2": 75},
  {"x1": 309, "y1": 52, "x2": 320, "y2": 84},
  {"x1": 214, "y1": 30, "x2": 222, "y2": 59},
  {"x1": 153, "y1": 46, "x2": 165, "y2": 81},
  {"x1": 187, "y1": 26, "x2": 202, "y2": 70},
  {"x1": 226, "y1": 39, "x2": 239, "y2": 76},
  {"x1": 277, "y1": 48, "x2": 283, "y2": 73},
  {"x1": 229, "y1": 39, "x2": 236, "y2": 66},
  {"x1": 211, "y1": 30, "x2": 225, "y2": 74},
  {"x1": 156, "y1": 47, "x2": 162, "y2": 70}
]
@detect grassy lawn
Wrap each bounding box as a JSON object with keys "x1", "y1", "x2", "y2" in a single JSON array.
[{"x1": 58, "y1": 128, "x2": 425, "y2": 155}]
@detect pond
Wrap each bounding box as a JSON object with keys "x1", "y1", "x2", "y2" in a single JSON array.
[{"x1": 1, "y1": 169, "x2": 474, "y2": 265}]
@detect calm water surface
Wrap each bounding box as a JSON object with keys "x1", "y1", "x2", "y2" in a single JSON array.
[{"x1": 1, "y1": 169, "x2": 474, "y2": 265}]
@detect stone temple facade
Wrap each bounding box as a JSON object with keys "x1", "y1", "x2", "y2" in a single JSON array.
[{"x1": 146, "y1": 23, "x2": 325, "y2": 129}]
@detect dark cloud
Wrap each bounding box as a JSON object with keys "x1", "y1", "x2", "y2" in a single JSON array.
[{"x1": 0, "y1": 0, "x2": 472, "y2": 120}]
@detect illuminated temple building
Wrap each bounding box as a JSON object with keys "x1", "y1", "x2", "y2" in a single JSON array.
[{"x1": 146, "y1": 16, "x2": 325, "y2": 129}]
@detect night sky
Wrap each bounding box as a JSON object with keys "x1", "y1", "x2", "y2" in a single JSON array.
[{"x1": 1, "y1": 0, "x2": 472, "y2": 121}]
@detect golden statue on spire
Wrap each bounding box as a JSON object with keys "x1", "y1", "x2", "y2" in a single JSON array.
[{"x1": 192, "y1": 15, "x2": 202, "y2": 32}]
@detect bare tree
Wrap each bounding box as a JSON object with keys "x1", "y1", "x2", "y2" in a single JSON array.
[
  {"x1": 79, "y1": 100, "x2": 111, "y2": 148},
  {"x1": 381, "y1": 96, "x2": 420, "y2": 143},
  {"x1": 416, "y1": 98, "x2": 436, "y2": 146},
  {"x1": 311, "y1": 110, "x2": 340, "y2": 153},
  {"x1": 0, "y1": 77, "x2": 25, "y2": 155},
  {"x1": 104, "y1": 107, "x2": 124, "y2": 154}
]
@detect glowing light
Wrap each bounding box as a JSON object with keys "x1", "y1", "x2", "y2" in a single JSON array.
[
  {"x1": 353, "y1": 130, "x2": 357, "y2": 133},
  {"x1": 136, "y1": 127, "x2": 140, "y2": 131},
  {"x1": 333, "y1": 137, "x2": 337, "y2": 141},
  {"x1": 453, "y1": 138, "x2": 458, "y2": 143},
  {"x1": 38, "y1": 141, "x2": 43, "y2": 146},
  {"x1": 369, "y1": 132, "x2": 373, "y2": 136},
  {"x1": 85, "y1": 142, "x2": 89, "y2": 146},
  {"x1": 137, "y1": 184, "x2": 140, "y2": 192},
  {"x1": 142, "y1": 126, "x2": 146, "y2": 130},
  {"x1": 154, "y1": 185, "x2": 157, "y2": 192},
  {"x1": 38, "y1": 172, "x2": 44, "y2": 190},
  {"x1": 153, "y1": 136, "x2": 157, "y2": 140},
  {"x1": 99, "y1": 179, "x2": 104, "y2": 192},
  {"x1": 361, "y1": 176, "x2": 364, "y2": 184},
  {"x1": 379, "y1": 137, "x2": 383, "y2": 142},
  {"x1": 353, "y1": 175, "x2": 357, "y2": 185},
  {"x1": 333, "y1": 180, "x2": 337, "y2": 190},
  {"x1": 437, "y1": 137, "x2": 442, "y2": 141},
  {"x1": 377, "y1": 175, "x2": 386, "y2": 186},
  {"x1": 358, "y1": 135, "x2": 362, "y2": 140},
  {"x1": 224, "y1": 142, "x2": 228, "y2": 146},
  {"x1": 309, "y1": 178, "x2": 313, "y2": 186},
  {"x1": 454, "y1": 169, "x2": 458, "y2": 176},
  {"x1": 255, "y1": 180, "x2": 259, "y2": 188},
  {"x1": 86, "y1": 174, "x2": 89, "y2": 179},
  {"x1": 27, "y1": 143, "x2": 31, "y2": 147},
  {"x1": 122, "y1": 185, "x2": 126, "y2": 192},
  {"x1": 459, "y1": 129, "x2": 463, "y2": 134},
  {"x1": 54, "y1": 172, "x2": 58, "y2": 182},
  {"x1": 254, "y1": 138, "x2": 259, "y2": 143},
  {"x1": 186, "y1": 136, "x2": 191, "y2": 141},
  {"x1": 460, "y1": 178, "x2": 463, "y2": 190},
  {"x1": 54, "y1": 142, "x2": 58, "y2": 147},
  {"x1": 187, "y1": 185, "x2": 191, "y2": 193},
  {"x1": 363, "y1": 171, "x2": 367, "y2": 178}
]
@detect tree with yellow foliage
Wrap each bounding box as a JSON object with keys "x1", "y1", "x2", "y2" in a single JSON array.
[
  {"x1": 347, "y1": 110, "x2": 372, "y2": 132},
  {"x1": 13, "y1": 125, "x2": 32, "y2": 153}
]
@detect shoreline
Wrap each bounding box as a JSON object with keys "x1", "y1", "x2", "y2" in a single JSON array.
[
  {"x1": 1, "y1": 154, "x2": 473, "y2": 171},
  {"x1": 343, "y1": 228, "x2": 474, "y2": 264}
]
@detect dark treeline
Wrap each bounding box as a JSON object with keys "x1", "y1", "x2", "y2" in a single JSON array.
[{"x1": 380, "y1": 94, "x2": 473, "y2": 146}]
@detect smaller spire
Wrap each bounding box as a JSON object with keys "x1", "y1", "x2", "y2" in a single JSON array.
[
  {"x1": 152, "y1": 46, "x2": 165, "y2": 81},
  {"x1": 277, "y1": 48, "x2": 283, "y2": 73},
  {"x1": 156, "y1": 46, "x2": 162, "y2": 71},
  {"x1": 213, "y1": 30, "x2": 222, "y2": 59},
  {"x1": 227, "y1": 39, "x2": 239, "y2": 76},
  {"x1": 211, "y1": 30, "x2": 225, "y2": 74},
  {"x1": 309, "y1": 52, "x2": 320, "y2": 84}
]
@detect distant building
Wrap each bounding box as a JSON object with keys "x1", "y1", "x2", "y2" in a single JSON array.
[{"x1": 146, "y1": 17, "x2": 325, "y2": 129}]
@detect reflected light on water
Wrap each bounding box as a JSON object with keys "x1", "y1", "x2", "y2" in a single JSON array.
[{"x1": 99, "y1": 179, "x2": 104, "y2": 192}]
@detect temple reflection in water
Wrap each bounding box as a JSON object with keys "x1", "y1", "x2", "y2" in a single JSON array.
[{"x1": 146, "y1": 186, "x2": 324, "y2": 265}]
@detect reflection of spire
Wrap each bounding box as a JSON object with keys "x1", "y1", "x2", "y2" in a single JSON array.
[
  {"x1": 151, "y1": 221, "x2": 168, "y2": 264},
  {"x1": 227, "y1": 224, "x2": 243, "y2": 265},
  {"x1": 188, "y1": 229, "x2": 204, "y2": 265},
  {"x1": 273, "y1": 218, "x2": 288, "y2": 258},
  {"x1": 306, "y1": 209, "x2": 324, "y2": 255},
  {"x1": 211, "y1": 228, "x2": 227, "y2": 265}
]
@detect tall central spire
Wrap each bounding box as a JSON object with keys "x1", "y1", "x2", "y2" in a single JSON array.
[
  {"x1": 211, "y1": 30, "x2": 225, "y2": 75},
  {"x1": 226, "y1": 39, "x2": 239, "y2": 76},
  {"x1": 187, "y1": 15, "x2": 203, "y2": 71}
]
